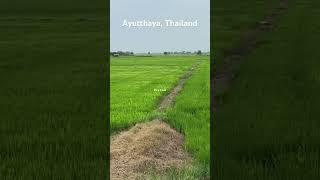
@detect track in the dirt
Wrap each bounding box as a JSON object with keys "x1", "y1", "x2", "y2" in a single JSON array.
[
  {"x1": 213, "y1": 0, "x2": 289, "y2": 111},
  {"x1": 157, "y1": 62, "x2": 200, "y2": 111},
  {"x1": 110, "y1": 62, "x2": 200, "y2": 180}
]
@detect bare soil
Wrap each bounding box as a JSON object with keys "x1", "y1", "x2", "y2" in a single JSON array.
[{"x1": 158, "y1": 63, "x2": 199, "y2": 111}]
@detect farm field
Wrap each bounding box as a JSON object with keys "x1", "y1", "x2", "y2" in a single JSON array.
[
  {"x1": 0, "y1": 1, "x2": 107, "y2": 179},
  {"x1": 166, "y1": 60, "x2": 210, "y2": 163},
  {"x1": 213, "y1": 0, "x2": 279, "y2": 73},
  {"x1": 111, "y1": 55, "x2": 210, "y2": 178},
  {"x1": 111, "y1": 56, "x2": 199, "y2": 132},
  {"x1": 214, "y1": 0, "x2": 320, "y2": 179},
  {"x1": 164, "y1": 59, "x2": 210, "y2": 178}
]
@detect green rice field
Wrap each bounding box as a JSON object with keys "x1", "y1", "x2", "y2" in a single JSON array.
[
  {"x1": 214, "y1": 0, "x2": 320, "y2": 179},
  {"x1": 0, "y1": 0, "x2": 107, "y2": 179},
  {"x1": 111, "y1": 55, "x2": 210, "y2": 178},
  {"x1": 111, "y1": 56, "x2": 200, "y2": 132}
]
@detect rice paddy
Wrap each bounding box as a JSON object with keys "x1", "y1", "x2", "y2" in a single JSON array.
[
  {"x1": 110, "y1": 55, "x2": 210, "y2": 178},
  {"x1": 213, "y1": 0, "x2": 320, "y2": 179}
]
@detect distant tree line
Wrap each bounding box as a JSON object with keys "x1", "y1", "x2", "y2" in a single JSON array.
[
  {"x1": 163, "y1": 50, "x2": 203, "y2": 55},
  {"x1": 111, "y1": 50, "x2": 208, "y2": 57}
]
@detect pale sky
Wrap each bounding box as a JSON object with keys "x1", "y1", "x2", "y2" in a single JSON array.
[{"x1": 110, "y1": 0, "x2": 210, "y2": 53}]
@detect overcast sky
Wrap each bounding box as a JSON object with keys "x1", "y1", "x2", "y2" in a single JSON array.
[{"x1": 110, "y1": 0, "x2": 210, "y2": 53}]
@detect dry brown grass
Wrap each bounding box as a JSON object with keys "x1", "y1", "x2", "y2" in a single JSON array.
[{"x1": 110, "y1": 120, "x2": 191, "y2": 180}]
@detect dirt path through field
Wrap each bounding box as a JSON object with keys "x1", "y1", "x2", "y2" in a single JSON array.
[
  {"x1": 158, "y1": 63, "x2": 199, "y2": 111},
  {"x1": 213, "y1": 0, "x2": 289, "y2": 110},
  {"x1": 110, "y1": 62, "x2": 200, "y2": 180}
]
